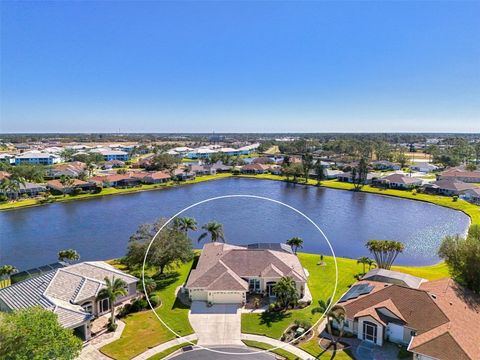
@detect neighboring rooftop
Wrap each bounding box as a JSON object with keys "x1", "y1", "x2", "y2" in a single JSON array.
[{"x1": 362, "y1": 268, "x2": 426, "y2": 289}]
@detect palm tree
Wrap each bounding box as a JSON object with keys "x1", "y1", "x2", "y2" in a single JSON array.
[
  {"x1": 198, "y1": 221, "x2": 225, "y2": 243},
  {"x1": 142, "y1": 277, "x2": 157, "y2": 295},
  {"x1": 366, "y1": 258, "x2": 377, "y2": 271},
  {"x1": 58, "y1": 249, "x2": 80, "y2": 263},
  {"x1": 1, "y1": 177, "x2": 26, "y2": 200},
  {"x1": 286, "y1": 237, "x2": 304, "y2": 254},
  {"x1": 173, "y1": 217, "x2": 197, "y2": 235},
  {"x1": 357, "y1": 256, "x2": 370, "y2": 274},
  {"x1": 312, "y1": 298, "x2": 347, "y2": 346},
  {"x1": 96, "y1": 276, "x2": 127, "y2": 326},
  {"x1": 273, "y1": 276, "x2": 299, "y2": 310},
  {"x1": 0, "y1": 264, "x2": 18, "y2": 286},
  {"x1": 365, "y1": 240, "x2": 405, "y2": 269},
  {"x1": 59, "y1": 175, "x2": 75, "y2": 196}
]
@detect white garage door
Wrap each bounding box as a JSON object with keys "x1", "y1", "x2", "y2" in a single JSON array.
[
  {"x1": 388, "y1": 323, "x2": 404, "y2": 343},
  {"x1": 210, "y1": 291, "x2": 243, "y2": 304}
]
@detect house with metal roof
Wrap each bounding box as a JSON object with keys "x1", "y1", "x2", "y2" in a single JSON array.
[
  {"x1": 185, "y1": 242, "x2": 308, "y2": 305},
  {"x1": 0, "y1": 261, "x2": 138, "y2": 341}
]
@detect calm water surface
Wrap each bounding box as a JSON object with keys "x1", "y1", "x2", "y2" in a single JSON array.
[{"x1": 0, "y1": 178, "x2": 470, "y2": 270}]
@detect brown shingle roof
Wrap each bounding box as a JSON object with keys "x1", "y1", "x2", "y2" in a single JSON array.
[
  {"x1": 409, "y1": 278, "x2": 480, "y2": 360},
  {"x1": 342, "y1": 282, "x2": 449, "y2": 334}
]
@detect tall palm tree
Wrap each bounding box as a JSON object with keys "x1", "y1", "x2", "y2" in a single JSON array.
[
  {"x1": 357, "y1": 256, "x2": 370, "y2": 274},
  {"x1": 1, "y1": 177, "x2": 26, "y2": 200},
  {"x1": 365, "y1": 240, "x2": 405, "y2": 269},
  {"x1": 312, "y1": 299, "x2": 347, "y2": 346},
  {"x1": 58, "y1": 249, "x2": 80, "y2": 263},
  {"x1": 97, "y1": 276, "x2": 127, "y2": 326},
  {"x1": 59, "y1": 175, "x2": 75, "y2": 196},
  {"x1": 174, "y1": 217, "x2": 197, "y2": 235},
  {"x1": 198, "y1": 221, "x2": 225, "y2": 243},
  {"x1": 272, "y1": 276, "x2": 299, "y2": 310},
  {"x1": 286, "y1": 237, "x2": 304, "y2": 254}
]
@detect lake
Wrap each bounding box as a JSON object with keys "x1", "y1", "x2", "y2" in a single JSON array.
[{"x1": 0, "y1": 178, "x2": 470, "y2": 270}]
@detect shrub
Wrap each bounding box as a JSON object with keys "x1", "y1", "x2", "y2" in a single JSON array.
[
  {"x1": 130, "y1": 298, "x2": 148, "y2": 312},
  {"x1": 397, "y1": 347, "x2": 411, "y2": 359},
  {"x1": 118, "y1": 303, "x2": 132, "y2": 317},
  {"x1": 452, "y1": 195, "x2": 458, "y2": 202},
  {"x1": 149, "y1": 295, "x2": 161, "y2": 308},
  {"x1": 294, "y1": 319, "x2": 311, "y2": 329},
  {"x1": 411, "y1": 189, "x2": 417, "y2": 196},
  {"x1": 107, "y1": 319, "x2": 118, "y2": 332},
  {"x1": 0, "y1": 194, "x2": 8, "y2": 202},
  {"x1": 21, "y1": 193, "x2": 29, "y2": 199}
]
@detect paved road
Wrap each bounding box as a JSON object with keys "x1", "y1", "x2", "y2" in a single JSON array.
[
  {"x1": 188, "y1": 302, "x2": 242, "y2": 346},
  {"x1": 169, "y1": 346, "x2": 275, "y2": 360}
]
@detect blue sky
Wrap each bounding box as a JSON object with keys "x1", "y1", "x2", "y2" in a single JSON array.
[{"x1": 1, "y1": 1, "x2": 479, "y2": 133}]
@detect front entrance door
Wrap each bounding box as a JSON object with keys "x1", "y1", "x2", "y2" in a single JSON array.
[{"x1": 363, "y1": 321, "x2": 378, "y2": 344}]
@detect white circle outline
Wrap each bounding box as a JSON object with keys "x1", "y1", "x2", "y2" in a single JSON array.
[{"x1": 142, "y1": 194, "x2": 338, "y2": 356}]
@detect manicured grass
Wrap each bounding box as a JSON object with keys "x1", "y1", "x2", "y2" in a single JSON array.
[
  {"x1": 146, "y1": 341, "x2": 198, "y2": 360},
  {"x1": 242, "y1": 252, "x2": 450, "y2": 358},
  {"x1": 100, "y1": 259, "x2": 195, "y2": 360},
  {"x1": 0, "y1": 173, "x2": 233, "y2": 211},
  {"x1": 243, "y1": 340, "x2": 353, "y2": 360},
  {"x1": 242, "y1": 340, "x2": 303, "y2": 360}
]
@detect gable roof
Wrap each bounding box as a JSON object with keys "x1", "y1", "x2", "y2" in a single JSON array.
[
  {"x1": 186, "y1": 243, "x2": 307, "y2": 291},
  {"x1": 378, "y1": 174, "x2": 422, "y2": 185},
  {"x1": 0, "y1": 261, "x2": 137, "y2": 329},
  {"x1": 408, "y1": 278, "x2": 480, "y2": 360}
]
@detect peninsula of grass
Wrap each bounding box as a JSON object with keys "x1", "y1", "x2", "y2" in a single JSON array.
[
  {"x1": 0, "y1": 173, "x2": 233, "y2": 211},
  {"x1": 100, "y1": 259, "x2": 195, "y2": 360}
]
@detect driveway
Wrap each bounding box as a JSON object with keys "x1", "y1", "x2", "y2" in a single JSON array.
[{"x1": 188, "y1": 301, "x2": 242, "y2": 346}]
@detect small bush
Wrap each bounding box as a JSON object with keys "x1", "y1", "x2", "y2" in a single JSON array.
[
  {"x1": 118, "y1": 303, "x2": 132, "y2": 317},
  {"x1": 130, "y1": 298, "x2": 148, "y2": 312},
  {"x1": 107, "y1": 320, "x2": 118, "y2": 332},
  {"x1": 452, "y1": 195, "x2": 458, "y2": 202},
  {"x1": 0, "y1": 194, "x2": 8, "y2": 202},
  {"x1": 149, "y1": 295, "x2": 161, "y2": 308},
  {"x1": 294, "y1": 319, "x2": 311, "y2": 329}
]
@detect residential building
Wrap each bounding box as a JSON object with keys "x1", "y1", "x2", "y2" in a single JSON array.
[
  {"x1": 48, "y1": 161, "x2": 86, "y2": 178},
  {"x1": 90, "y1": 149, "x2": 129, "y2": 161},
  {"x1": 102, "y1": 160, "x2": 125, "y2": 169},
  {"x1": 90, "y1": 174, "x2": 140, "y2": 188},
  {"x1": 0, "y1": 153, "x2": 15, "y2": 164},
  {"x1": 423, "y1": 179, "x2": 478, "y2": 196},
  {"x1": 15, "y1": 151, "x2": 61, "y2": 165},
  {"x1": 173, "y1": 168, "x2": 196, "y2": 180},
  {"x1": 47, "y1": 179, "x2": 95, "y2": 194},
  {"x1": 335, "y1": 273, "x2": 479, "y2": 360},
  {"x1": 140, "y1": 171, "x2": 171, "y2": 184},
  {"x1": 0, "y1": 261, "x2": 138, "y2": 341},
  {"x1": 410, "y1": 163, "x2": 439, "y2": 173},
  {"x1": 374, "y1": 174, "x2": 423, "y2": 190},
  {"x1": 371, "y1": 161, "x2": 401, "y2": 171},
  {"x1": 189, "y1": 164, "x2": 216, "y2": 176},
  {"x1": 337, "y1": 172, "x2": 379, "y2": 184},
  {"x1": 241, "y1": 163, "x2": 268, "y2": 174},
  {"x1": 460, "y1": 187, "x2": 480, "y2": 204},
  {"x1": 0, "y1": 182, "x2": 47, "y2": 197},
  {"x1": 185, "y1": 243, "x2": 308, "y2": 304},
  {"x1": 438, "y1": 168, "x2": 480, "y2": 183},
  {"x1": 210, "y1": 162, "x2": 232, "y2": 173}
]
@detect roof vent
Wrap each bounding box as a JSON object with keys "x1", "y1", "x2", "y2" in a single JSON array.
[{"x1": 431, "y1": 294, "x2": 437, "y2": 299}]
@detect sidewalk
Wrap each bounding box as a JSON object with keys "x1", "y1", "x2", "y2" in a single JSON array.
[
  {"x1": 77, "y1": 320, "x2": 125, "y2": 360},
  {"x1": 240, "y1": 333, "x2": 315, "y2": 360},
  {"x1": 131, "y1": 334, "x2": 198, "y2": 360}
]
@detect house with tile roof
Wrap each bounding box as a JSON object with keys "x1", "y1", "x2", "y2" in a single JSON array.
[
  {"x1": 374, "y1": 173, "x2": 423, "y2": 189},
  {"x1": 334, "y1": 272, "x2": 480, "y2": 360},
  {"x1": 185, "y1": 242, "x2": 308, "y2": 304},
  {"x1": 0, "y1": 261, "x2": 138, "y2": 341}
]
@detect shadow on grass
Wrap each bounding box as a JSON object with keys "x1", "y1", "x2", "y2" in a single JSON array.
[
  {"x1": 172, "y1": 296, "x2": 190, "y2": 310},
  {"x1": 154, "y1": 271, "x2": 180, "y2": 290},
  {"x1": 259, "y1": 310, "x2": 292, "y2": 327}
]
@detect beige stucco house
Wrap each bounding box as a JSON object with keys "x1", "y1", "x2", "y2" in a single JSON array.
[
  {"x1": 185, "y1": 243, "x2": 308, "y2": 304},
  {"x1": 0, "y1": 261, "x2": 138, "y2": 340}
]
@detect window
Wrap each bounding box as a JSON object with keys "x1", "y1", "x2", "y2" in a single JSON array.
[
  {"x1": 98, "y1": 298, "x2": 110, "y2": 313},
  {"x1": 81, "y1": 302, "x2": 93, "y2": 314},
  {"x1": 248, "y1": 279, "x2": 260, "y2": 292}
]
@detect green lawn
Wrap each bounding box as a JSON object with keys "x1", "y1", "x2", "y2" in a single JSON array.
[
  {"x1": 146, "y1": 341, "x2": 197, "y2": 360},
  {"x1": 100, "y1": 259, "x2": 196, "y2": 360},
  {"x1": 242, "y1": 252, "x2": 450, "y2": 358},
  {"x1": 0, "y1": 173, "x2": 233, "y2": 211}
]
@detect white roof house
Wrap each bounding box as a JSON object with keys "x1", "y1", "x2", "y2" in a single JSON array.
[{"x1": 0, "y1": 261, "x2": 138, "y2": 340}]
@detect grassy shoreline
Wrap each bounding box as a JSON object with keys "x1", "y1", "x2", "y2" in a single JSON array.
[
  {"x1": 0, "y1": 173, "x2": 234, "y2": 211},
  {"x1": 1, "y1": 173, "x2": 478, "y2": 227}
]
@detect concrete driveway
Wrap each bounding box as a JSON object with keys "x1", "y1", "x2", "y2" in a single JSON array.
[{"x1": 189, "y1": 301, "x2": 242, "y2": 346}]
